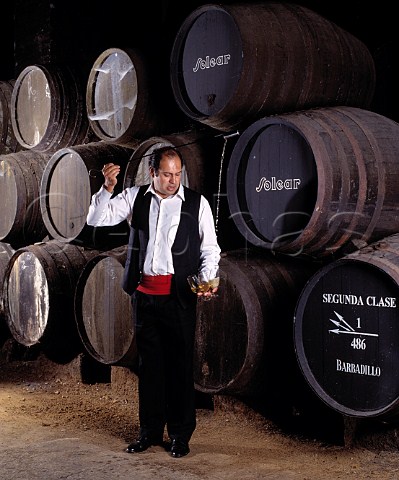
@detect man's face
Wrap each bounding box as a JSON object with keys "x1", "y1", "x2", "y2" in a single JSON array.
[{"x1": 150, "y1": 155, "x2": 182, "y2": 198}]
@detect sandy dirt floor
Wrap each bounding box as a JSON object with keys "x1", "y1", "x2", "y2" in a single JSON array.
[{"x1": 2, "y1": 340, "x2": 399, "y2": 480}]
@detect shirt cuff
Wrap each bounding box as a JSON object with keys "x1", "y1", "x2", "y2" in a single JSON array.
[{"x1": 101, "y1": 184, "x2": 114, "y2": 196}]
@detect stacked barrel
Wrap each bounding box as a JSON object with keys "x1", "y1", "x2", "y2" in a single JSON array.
[
  {"x1": 167, "y1": 2, "x2": 399, "y2": 423},
  {"x1": 294, "y1": 234, "x2": 399, "y2": 419},
  {"x1": 0, "y1": 0, "x2": 397, "y2": 433}
]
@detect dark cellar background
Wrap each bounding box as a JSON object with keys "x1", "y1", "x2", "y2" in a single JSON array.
[{"x1": 0, "y1": 0, "x2": 397, "y2": 124}]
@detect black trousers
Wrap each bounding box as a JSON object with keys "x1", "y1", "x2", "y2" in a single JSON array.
[{"x1": 132, "y1": 290, "x2": 197, "y2": 443}]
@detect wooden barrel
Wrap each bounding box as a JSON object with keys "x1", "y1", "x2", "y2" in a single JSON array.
[
  {"x1": 40, "y1": 142, "x2": 135, "y2": 245},
  {"x1": 0, "y1": 150, "x2": 52, "y2": 247},
  {"x1": 86, "y1": 47, "x2": 188, "y2": 146},
  {"x1": 0, "y1": 242, "x2": 15, "y2": 308},
  {"x1": 11, "y1": 64, "x2": 96, "y2": 152},
  {"x1": 170, "y1": 3, "x2": 375, "y2": 132},
  {"x1": 194, "y1": 249, "x2": 318, "y2": 400},
  {"x1": 3, "y1": 240, "x2": 100, "y2": 363},
  {"x1": 294, "y1": 233, "x2": 399, "y2": 418},
  {"x1": 74, "y1": 246, "x2": 136, "y2": 366},
  {"x1": 0, "y1": 242, "x2": 15, "y2": 342},
  {"x1": 123, "y1": 130, "x2": 245, "y2": 252},
  {"x1": 123, "y1": 130, "x2": 221, "y2": 195},
  {"x1": 227, "y1": 106, "x2": 399, "y2": 259},
  {"x1": 0, "y1": 80, "x2": 20, "y2": 154}
]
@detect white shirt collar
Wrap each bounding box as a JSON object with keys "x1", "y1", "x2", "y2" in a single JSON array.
[{"x1": 146, "y1": 183, "x2": 185, "y2": 201}]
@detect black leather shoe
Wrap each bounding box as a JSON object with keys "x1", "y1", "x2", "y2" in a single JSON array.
[
  {"x1": 170, "y1": 439, "x2": 190, "y2": 458},
  {"x1": 126, "y1": 437, "x2": 162, "y2": 453}
]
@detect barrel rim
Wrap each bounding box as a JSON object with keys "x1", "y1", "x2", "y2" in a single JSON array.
[
  {"x1": 40, "y1": 147, "x2": 88, "y2": 241},
  {"x1": 11, "y1": 64, "x2": 90, "y2": 153},
  {"x1": 11, "y1": 65, "x2": 63, "y2": 150},
  {"x1": 194, "y1": 252, "x2": 266, "y2": 394},
  {"x1": 74, "y1": 249, "x2": 136, "y2": 366},
  {"x1": 170, "y1": 3, "x2": 254, "y2": 132},
  {"x1": 294, "y1": 256, "x2": 399, "y2": 417},
  {"x1": 86, "y1": 46, "x2": 157, "y2": 145},
  {"x1": 122, "y1": 131, "x2": 207, "y2": 191},
  {"x1": 226, "y1": 114, "x2": 320, "y2": 252},
  {"x1": 3, "y1": 248, "x2": 49, "y2": 346},
  {"x1": 0, "y1": 150, "x2": 51, "y2": 244},
  {"x1": 40, "y1": 142, "x2": 134, "y2": 242}
]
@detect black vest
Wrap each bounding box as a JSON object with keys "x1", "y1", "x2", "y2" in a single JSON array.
[{"x1": 122, "y1": 185, "x2": 201, "y2": 307}]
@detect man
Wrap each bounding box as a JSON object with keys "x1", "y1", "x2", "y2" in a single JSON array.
[{"x1": 86, "y1": 146, "x2": 221, "y2": 458}]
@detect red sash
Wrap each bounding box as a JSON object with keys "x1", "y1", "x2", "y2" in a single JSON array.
[{"x1": 137, "y1": 274, "x2": 173, "y2": 295}]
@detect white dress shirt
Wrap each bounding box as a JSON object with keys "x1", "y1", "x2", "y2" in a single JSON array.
[{"x1": 87, "y1": 183, "x2": 221, "y2": 279}]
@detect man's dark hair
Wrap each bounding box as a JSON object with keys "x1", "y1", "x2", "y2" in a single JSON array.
[{"x1": 149, "y1": 146, "x2": 184, "y2": 172}]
